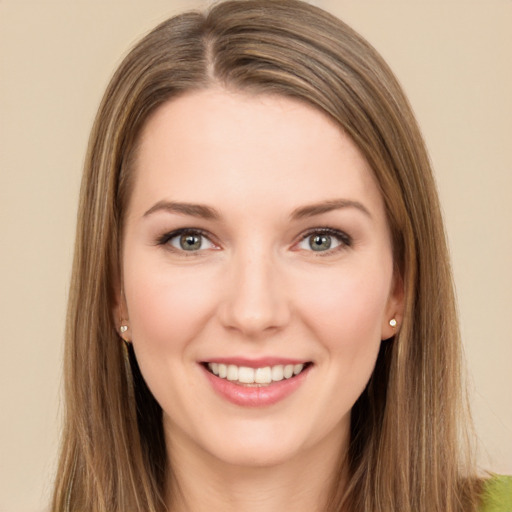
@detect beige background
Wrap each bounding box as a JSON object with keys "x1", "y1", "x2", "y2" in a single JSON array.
[{"x1": 1, "y1": 1, "x2": 511, "y2": 510}]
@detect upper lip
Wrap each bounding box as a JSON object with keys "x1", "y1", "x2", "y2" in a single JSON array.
[{"x1": 201, "y1": 357, "x2": 311, "y2": 368}]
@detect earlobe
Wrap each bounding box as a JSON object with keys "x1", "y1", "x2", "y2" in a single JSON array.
[
  {"x1": 112, "y1": 285, "x2": 131, "y2": 342},
  {"x1": 381, "y1": 316, "x2": 400, "y2": 341},
  {"x1": 381, "y1": 314, "x2": 402, "y2": 341},
  {"x1": 381, "y1": 275, "x2": 404, "y2": 340},
  {"x1": 118, "y1": 323, "x2": 131, "y2": 343}
]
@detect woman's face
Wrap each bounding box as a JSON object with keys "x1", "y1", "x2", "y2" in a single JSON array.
[{"x1": 118, "y1": 89, "x2": 402, "y2": 468}]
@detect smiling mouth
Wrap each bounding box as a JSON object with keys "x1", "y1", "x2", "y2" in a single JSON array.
[{"x1": 203, "y1": 362, "x2": 312, "y2": 386}]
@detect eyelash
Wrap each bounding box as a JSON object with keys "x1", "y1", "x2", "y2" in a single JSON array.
[
  {"x1": 298, "y1": 227, "x2": 352, "y2": 255},
  {"x1": 156, "y1": 227, "x2": 352, "y2": 255},
  {"x1": 156, "y1": 228, "x2": 215, "y2": 253}
]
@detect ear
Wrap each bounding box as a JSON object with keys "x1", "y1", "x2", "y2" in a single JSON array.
[
  {"x1": 381, "y1": 273, "x2": 405, "y2": 341},
  {"x1": 112, "y1": 278, "x2": 131, "y2": 342}
]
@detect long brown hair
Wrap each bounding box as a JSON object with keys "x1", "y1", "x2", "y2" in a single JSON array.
[{"x1": 51, "y1": 1, "x2": 480, "y2": 510}]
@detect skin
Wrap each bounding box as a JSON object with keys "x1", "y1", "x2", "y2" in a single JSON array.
[{"x1": 116, "y1": 88, "x2": 403, "y2": 512}]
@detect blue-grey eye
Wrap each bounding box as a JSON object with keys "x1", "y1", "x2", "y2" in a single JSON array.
[
  {"x1": 297, "y1": 230, "x2": 346, "y2": 252},
  {"x1": 309, "y1": 234, "x2": 332, "y2": 251},
  {"x1": 168, "y1": 231, "x2": 215, "y2": 251}
]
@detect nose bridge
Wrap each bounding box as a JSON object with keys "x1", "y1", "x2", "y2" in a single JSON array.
[{"x1": 220, "y1": 242, "x2": 289, "y2": 336}]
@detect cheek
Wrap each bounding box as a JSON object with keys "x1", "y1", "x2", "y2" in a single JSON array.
[
  {"x1": 284, "y1": 263, "x2": 392, "y2": 439},
  {"x1": 124, "y1": 259, "x2": 219, "y2": 352},
  {"x1": 295, "y1": 262, "x2": 391, "y2": 355},
  {"x1": 122, "y1": 260, "x2": 221, "y2": 414}
]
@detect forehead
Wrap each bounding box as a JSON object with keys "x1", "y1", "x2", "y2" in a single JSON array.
[{"x1": 130, "y1": 88, "x2": 384, "y2": 220}]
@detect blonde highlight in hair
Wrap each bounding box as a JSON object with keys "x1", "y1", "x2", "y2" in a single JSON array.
[{"x1": 52, "y1": 1, "x2": 480, "y2": 510}]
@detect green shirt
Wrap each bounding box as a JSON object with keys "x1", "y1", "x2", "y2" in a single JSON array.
[{"x1": 480, "y1": 475, "x2": 512, "y2": 512}]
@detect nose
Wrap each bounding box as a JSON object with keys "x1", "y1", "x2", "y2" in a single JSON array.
[{"x1": 218, "y1": 247, "x2": 291, "y2": 338}]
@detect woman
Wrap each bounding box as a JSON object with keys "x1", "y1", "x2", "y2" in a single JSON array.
[{"x1": 50, "y1": 0, "x2": 510, "y2": 511}]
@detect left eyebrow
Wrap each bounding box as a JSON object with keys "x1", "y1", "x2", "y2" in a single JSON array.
[
  {"x1": 290, "y1": 199, "x2": 372, "y2": 220},
  {"x1": 143, "y1": 200, "x2": 221, "y2": 220}
]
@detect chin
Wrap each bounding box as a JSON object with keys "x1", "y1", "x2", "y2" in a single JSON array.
[
  {"x1": 193, "y1": 413, "x2": 345, "y2": 470},
  {"x1": 206, "y1": 436, "x2": 306, "y2": 468}
]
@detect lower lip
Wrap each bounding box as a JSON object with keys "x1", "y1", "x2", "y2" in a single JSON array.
[{"x1": 201, "y1": 365, "x2": 312, "y2": 407}]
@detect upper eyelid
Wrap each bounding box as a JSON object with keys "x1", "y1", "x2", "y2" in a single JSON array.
[
  {"x1": 292, "y1": 228, "x2": 352, "y2": 256},
  {"x1": 297, "y1": 227, "x2": 352, "y2": 243},
  {"x1": 157, "y1": 227, "x2": 216, "y2": 246},
  {"x1": 157, "y1": 226, "x2": 351, "y2": 248}
]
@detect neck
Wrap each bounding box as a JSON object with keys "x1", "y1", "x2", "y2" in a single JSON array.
[{"x1": 164, "y1": 422, "x2": 348, "y2": 512}]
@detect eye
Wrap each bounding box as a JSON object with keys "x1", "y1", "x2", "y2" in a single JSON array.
[
  {"x1": 160, "y1": 229, "x2": 217, "y2": 252},
  {"x1": 296, "y1": 228, "x2": 351, "y2": 253}
]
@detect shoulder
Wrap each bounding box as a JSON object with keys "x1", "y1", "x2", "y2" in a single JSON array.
[{"x1": 479, "y1": 475, "x2": 512, "y2": 512}]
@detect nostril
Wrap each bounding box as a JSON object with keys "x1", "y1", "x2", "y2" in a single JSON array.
[
  {"x1": 219, "y1": 302, "x2": 291, "y2": 337},
  {"x1": 217, "y1": 264, "x2": 291, "y2": 336}
]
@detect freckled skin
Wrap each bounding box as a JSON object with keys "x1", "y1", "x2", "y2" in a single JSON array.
[{"x1": 118, "y1": 89, "x2": 402, "y2": 473}]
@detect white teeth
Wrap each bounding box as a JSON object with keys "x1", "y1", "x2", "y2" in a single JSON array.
[
  {"x1": 254, "y1": 366, "x2": 272, "y2": 384},
  {"x1": 207, "y1": 362, "x2": 307, "y2": 384},
  {"x1": 227, "y1": 365, "x2": 238, "y2": 381},
  {"x1": 238, "y1": 366, "x2": 255, "y2": 383},
  {"x1": 271, "y1": 365, "x2": 284, "y2": 381}
]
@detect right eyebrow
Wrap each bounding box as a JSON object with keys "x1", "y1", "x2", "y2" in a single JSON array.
[
  {"x1": 143, "y1": 200, "x2": 221, "y2": 220},
  {"x1": 290, "y1": 198, "x2": 372, "y2": 220}
]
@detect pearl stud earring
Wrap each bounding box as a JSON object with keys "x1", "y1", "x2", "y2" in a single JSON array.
[
  {"x1": 120, "y1": 325, "x2": 128, "y2": 333},
  {"x1": 389, "y1": 318, "x2": 397, "y2": 328}
]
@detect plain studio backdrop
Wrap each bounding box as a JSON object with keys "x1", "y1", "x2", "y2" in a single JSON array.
[{"x1": 0, "y1": 1, "x2": 511, "y2": 510}]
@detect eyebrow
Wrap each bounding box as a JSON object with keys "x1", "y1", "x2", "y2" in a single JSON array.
[
  {"x1": 290, "y1": 199, "x2": 372, "y2": 220},
  {"x1": 143, "y1": 198, "x2": 371, "y2": 221},
  {"x1": 143, "y1": 200, "x2": 220, "y2": 220}
]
